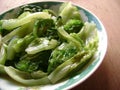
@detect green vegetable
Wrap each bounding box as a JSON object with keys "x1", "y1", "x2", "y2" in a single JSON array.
[
  {"x1": 43, "y1": 9, "x2": 57, "y2": 16},
  {"x1": 57, "y1": 27, "x2": 82, "y2": 50},
  {"x1": 18, "y1": 12, "x2": 31, "y2": 19},
  {"x1": 1, "y1": 12, "x2": 51, "y2": 30},
  {"x1": 7, "y1": 37, "x2": 19, "y2": 60},
  {"x1": 18, "y1": 4, "x2": 42, "y2": 16},
  {"x1": 4, "y1": 66, "x2": 50, "y2": 85},
  {"x1": 78, "y1": 22, "x2": 98, "y2": 44},
  {"x1": 12, "y1": 38, "x2": 25, "y2": 53},
  {"x1": 0, "y1": 34, "x2": 2, "y2": 46},
  {"x1": 0, "y1": 2, "x2": 99, "y2": 85},
  {"x1": 48, "y1": 42, "x2": 78, "y2": 73},
  {"x1": 31, "y1": 70, "x2": 47, "y2": 79},
  {"x1": 0, "y1": 44, "x2": 7, "y2": 65},
  {"x1": 48, "y1": 50, "x2": 94, "y2": 83},
  {"x1": 48, "y1": 22, "x2": 98, "y2": 83},
  {"x1": 2, "y1": 24, "x2": 29, "y2": 43},
  {"x1": 33, "y1": 19, "x2": 56, "y2": 38},
  {"x1": 56, "y1": 16, "x2": 63, "y2": 27},
  {"x1": 25, "y1": 38, "x2": 58, "y2": 54},
  {"x1": 15, "y1": 57, "x2": 39, "y2": 73},
  {"x1": 12, "y1": 34, "x2": 35, "y2": 53},
  {"x1": 0, "y1": 65, "x2": 6, "y2": 74},
  {"x1": 64, "y1": 19, "x2": 84, "y2": 33},
  {"x1": 59, "y1": 2, "x2": 82, "y2": 24},
  {"x1": 15, "y1": 50, "x2": 51, "y2": 72}
]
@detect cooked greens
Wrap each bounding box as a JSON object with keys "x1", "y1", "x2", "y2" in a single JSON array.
[{"x1": 0, "y1": 2, "x2": 98, "y2": 85}]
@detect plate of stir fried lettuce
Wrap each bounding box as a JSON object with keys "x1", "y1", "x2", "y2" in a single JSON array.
[{"x1": 0, "y1": 1, "x2": 107, "y2": 90}]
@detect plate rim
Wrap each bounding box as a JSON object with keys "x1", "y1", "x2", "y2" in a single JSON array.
[{"x1": 0, "y1": 1, "x2": 108, "y2": 90}]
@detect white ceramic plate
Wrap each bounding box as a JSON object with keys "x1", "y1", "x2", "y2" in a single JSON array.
[{"x1": 0, "y1": 1, "x2": 107, "y2": 90}]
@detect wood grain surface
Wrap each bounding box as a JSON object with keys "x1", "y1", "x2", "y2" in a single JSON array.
[{"x1": 0, "y1": 0, "x2": 120, "y2": 90}]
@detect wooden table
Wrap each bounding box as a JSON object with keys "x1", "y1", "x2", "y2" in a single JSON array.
[{"x1": 0, "y1": 0, "x2": 120, "y2": 90}]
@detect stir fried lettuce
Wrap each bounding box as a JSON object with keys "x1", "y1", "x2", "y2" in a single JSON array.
[
  {"x1": 59, "y1": 2, "x2": 82, "y2": 24},
  {"x1": 0, "y1": 2, "x2": 99, "y2": 85},
  {"x1": 0, "y1": 12, "x2": 51, "y2": 30}
]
